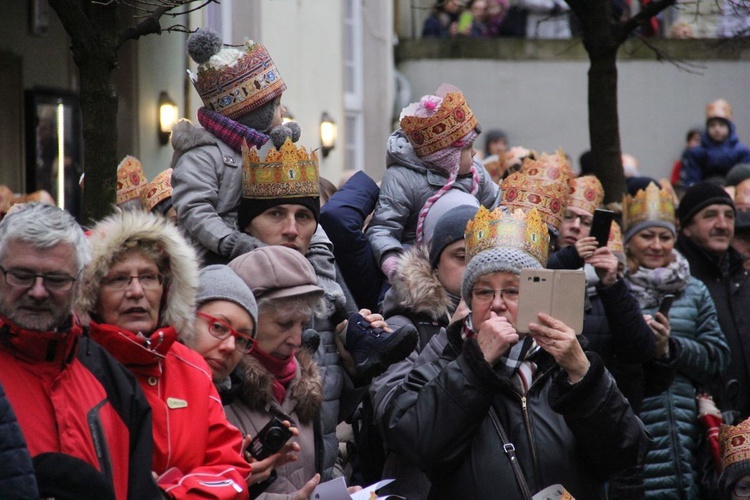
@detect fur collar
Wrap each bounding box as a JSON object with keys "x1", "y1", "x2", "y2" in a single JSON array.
[
  {"x1": 384, "y1": 245, "x2": 452, "y2": 322},
  {"x1": 170, "y1": 119, "x2": 219, "y2": 154},
  {"x1": 237, "y1": 349, "x2": 323, "y2": 424},
  {"x1": 77, "y1": 210, "x2": 199, "y2": 340}
]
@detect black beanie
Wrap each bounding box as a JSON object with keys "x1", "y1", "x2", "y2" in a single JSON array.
[
  {"x1": 676, "y1": 182, "x2": 735, "y2": 228},
  {"x1": 625, "y1": 176, "x2": 659, "y2": 196},
  {"x1": 237, "y1": 196, "x2": 320, "y2": 232},
  {"x1": 429, "y1": 205, "x2": 479, "y2": 269}
]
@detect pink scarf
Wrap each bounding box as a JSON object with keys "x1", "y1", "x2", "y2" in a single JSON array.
[{"x1": 251, "y1": 348, "x2": 297, "y2": 404}]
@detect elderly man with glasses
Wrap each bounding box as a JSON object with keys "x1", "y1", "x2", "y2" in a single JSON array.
[{"x1": 0, "y1": 203, "x2": 161, "y2": 499}]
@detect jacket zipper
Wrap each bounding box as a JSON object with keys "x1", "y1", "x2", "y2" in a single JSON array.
[{"x1": 516, "y1": 364, "x2": 555, "y2": 488}]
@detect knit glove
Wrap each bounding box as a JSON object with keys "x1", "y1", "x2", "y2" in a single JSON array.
[{"x1": 381, "y1": 253, "x2": 401, "y2": 280}]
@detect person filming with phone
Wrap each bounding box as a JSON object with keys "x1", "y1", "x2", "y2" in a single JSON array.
[
  {"x1": 380, "y1": 206, "x2": 649, "y2": 499},
  {"x1": 621, "y1": 181, "x2": 730, "y2": 498}
]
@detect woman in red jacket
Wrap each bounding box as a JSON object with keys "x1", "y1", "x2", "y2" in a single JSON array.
[{"x1": 78, "y1": 210, "x2": 253, "y2": 500}]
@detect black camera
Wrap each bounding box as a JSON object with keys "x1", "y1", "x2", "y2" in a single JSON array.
[{"x1": 247, "y1": 417, "x2": 293, "y2": 460}]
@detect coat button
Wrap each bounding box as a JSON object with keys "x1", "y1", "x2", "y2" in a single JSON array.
[
  {"x1": 148, "y1": 376, "x2": 158, "y2": 386},
  {"x1": 224, "y1": 156, "x2": 236, "y2": 164}
]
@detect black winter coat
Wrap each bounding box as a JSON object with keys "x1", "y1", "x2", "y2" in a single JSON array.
[
  {"x1": 0, "y1": 381, "x2": 38, "y2": 499},
  {"x1": 677, "y1": 234, "x2": 750, "y2": 421},
  {"x1": 382, "y1": 321, "x2": 650, "y2": 499}
]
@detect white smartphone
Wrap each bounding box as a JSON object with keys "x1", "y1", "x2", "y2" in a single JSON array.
[{"x1": 516, "y1": 269, "x2": 586, "y2": 335}]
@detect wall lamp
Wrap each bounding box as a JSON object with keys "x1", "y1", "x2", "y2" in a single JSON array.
[
  {"x1": 320, "y1": 112, "x2": 337, "y2": 158},
  {"x1": 158, "y1": 91, "x2": 179, "y2": 145}
]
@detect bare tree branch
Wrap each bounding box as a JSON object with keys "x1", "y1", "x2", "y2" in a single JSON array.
[
  {"x1": 117, "y1": 4, "x2": 170, "y2": 46},
  {"x1": 622, "y1": 34, "x2": 707, "y2": 74},
  {"x1": 48, "y1": 0, "x2": 97, "y2": 46},
  {"x1": 117, "y1": 0, "x2": 217, "y2": 46},
  {"x1": 619, "y1": 0, "x2": 677, "y2": 42}
]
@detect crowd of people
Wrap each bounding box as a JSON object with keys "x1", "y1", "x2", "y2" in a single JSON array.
[
  {"x1": 421, "y1": 0, "x2": 750, "y2": 39},
  {"x1": 3, "y1": 25, "x2": 750, "y2": 500}
]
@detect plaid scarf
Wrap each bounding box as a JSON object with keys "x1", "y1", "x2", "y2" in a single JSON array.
[{"x1": 197, "y1": 107, "x2": 269, "y2": 153}]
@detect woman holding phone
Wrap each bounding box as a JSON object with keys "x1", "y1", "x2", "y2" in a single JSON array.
[
  {"x1": 380, "y1": 206, "x2": 648, "y2": 499},
  {"x1": 622, "y1": 181, "x2": 730, "y2": 498}
]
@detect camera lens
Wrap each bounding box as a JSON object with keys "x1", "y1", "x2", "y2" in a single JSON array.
[{"x1": 264, "y1": 428, "x2": 287, "y2": 450}]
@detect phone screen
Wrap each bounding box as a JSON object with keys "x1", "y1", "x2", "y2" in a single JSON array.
[{"x1": 590, "y1": 209, "x2": 615, "y2": 247}]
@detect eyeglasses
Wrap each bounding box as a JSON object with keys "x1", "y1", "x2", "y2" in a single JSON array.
[
  {"x1": 735, "y1": 480, "x2": 750, "y2": 497},
  {"x1": 101, "y1": 273, "x2": 164, "y2": 291},
  {"x1": 196, "y1": 312, "x2": 255, "y2": 354},
  {"x1": 562, "y1": 210, "x2": 593, "y2": 228},
  {"x1": 0, "y1": 265, "x2": 77, "y2": 292},
  {"x1": 471, "y1": 287, "x2": 520, "y2": 304}
]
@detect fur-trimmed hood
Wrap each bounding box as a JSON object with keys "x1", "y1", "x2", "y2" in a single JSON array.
[
  {"x1": 77, "y1": 210, "x2": 199, "y2": 339},
  {"x1": 237, "y1": 349, "x2": 323, "y2": 424},
  {"x1": 170, "y1": 118, "x2": 218, "y2": 156},
  {"x1": 382, "y1": 245, "x2": 453, "y2": 323}
]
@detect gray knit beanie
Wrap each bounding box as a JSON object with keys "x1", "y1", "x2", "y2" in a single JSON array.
[
  {"x1": 236, "y1": 98, "x2": 278, "y2": 133},
  {"x1": 196, "y1": 265, "x2": 259, "y2": 337},
  {"x1": 461, "y1": 247, "x2": 542, "y2": 308}
]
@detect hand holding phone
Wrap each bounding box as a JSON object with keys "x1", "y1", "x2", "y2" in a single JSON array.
[{"x1": 589, "y1": 208, "x2": 615, "y2": 248}]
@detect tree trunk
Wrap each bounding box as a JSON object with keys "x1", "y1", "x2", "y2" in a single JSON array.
[
  {"x1": 587, "y1": 48, "x2": 625, "y2": 206},
  {"x1": 48, "y1": 0, "x2": 120, "y2": 225},
  {"x1": 78, "y1": 60, "x2": 118, "y2": 225}
]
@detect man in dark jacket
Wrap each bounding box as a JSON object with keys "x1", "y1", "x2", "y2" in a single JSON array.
[
  {"x1": 0, "y1": 203, "x2": 161, "y2": 499},
  {"x1": 676, "y1": 182, "x2": 750, "y2": 422}
]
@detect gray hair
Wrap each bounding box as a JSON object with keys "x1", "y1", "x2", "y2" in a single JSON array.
[
  {"x1": 257, "y1": 293, "x2": 326, "y2": 319},
  {"x1": 0, "y1": 203, "x2": 90, "y2": 273}
]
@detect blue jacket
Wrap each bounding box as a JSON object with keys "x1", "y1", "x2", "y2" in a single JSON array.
[
  {"x1": 634, "y1": 277, "x2": 730, "y2": 498},
  {"x1": 681, "y1": 122, "x2": 750, "y2": 187},
  {"x1": 319, "y1": 171, "x2": 383, "y2": 312},
  {"x1": 0, "y1": 382, "x2": 38, "y2": 499}
]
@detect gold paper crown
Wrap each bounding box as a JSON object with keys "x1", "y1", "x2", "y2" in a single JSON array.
[
  {"x1": 192, "y1": 41, "x2": 286, "y2": 120},
  {"x1": 567, "y1": 175, "x2": 604, "y2": 215},
  {"x1": 622, "y1": 182, "x2": 675, "y2": 233},
  {"x1": 241, "y1": 137, "x2": 319, "y2": 200},
  {"x1": 141, "y1": 169, "x2": 173, "y2": 213},
  {"x1": 719, "y1": 418, "x2": 750, "y2": 473},
  {"x1": 706, "y1": 98, "x2": 732, "y2": 122},
  {"x1": 400, "y1": 91, "x2": 478, "y2": 157},
  {"x1": 734, "y1": 179, "x2": 750, "y2": 210},
  {"x1": 607, "y1": 221, "x2": 624, "y2": 254},
  {"x1": 116, "y1": 156, "x2": 147, "y2": 205},
  {"x1": 500, "y1": 152, "x2": 574, "y2": 232},
  {"x1": 465, "y1": 206, "x2": 550, "y2": 266}
]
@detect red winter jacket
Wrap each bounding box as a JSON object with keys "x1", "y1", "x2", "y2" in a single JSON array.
[
  {"x1": 0, "y1": 314, "x2": 161, "y2": 500},
  {"x1": 90, "y1": 322, "x2": 252, "y2": 500}
]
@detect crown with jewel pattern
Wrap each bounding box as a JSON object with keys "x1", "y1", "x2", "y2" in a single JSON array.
[
  {"x1": 400, "y1": 88, "x2": 478, "y2": 157},
  {"x1": 141, "y1": 168, "x2": 173, "y2": 213},
  {"x1": 116, "y1": 156, "x2": 147, "y2": 205},
  {"x1": 500, "y1": 151, "x2": 574, "y2": 232},
  {"x1": 622, "y1": 182, "x2": 675, "y2": 233},
  {"x1": 241, "y1": 137, "x2": 319, "y2": 200},
  {"x1": 465, "y1": 206, "x2": 549, "y2": 266},
  {"x1": 719, "y1": 418, "x2": 750, "y2": 473},
  {"x1": 191, "y1": 41, "x2": 286, "y2": 120},
  {"x1": 567, "y1": 175, "x2": 604, "y2": 215}
]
